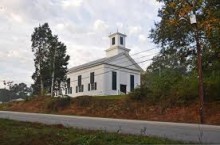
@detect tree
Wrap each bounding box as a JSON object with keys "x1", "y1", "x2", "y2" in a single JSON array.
[
  {"x1": 31, "y1": 23, "x2": 53, "y2": 96},
  {"x1": 31, "y1": 23, "x2": 70, "y2": 96},
  {"x1": 148, "y1": 0, "x2": 220, "y2": 123},
  {"x1": 0, "y1": 82, "x2": 32, "y2": 102},
  {"x1": 149, "y1": 0, "x2": 220, "y2": 70},
  {"x1": 10, "y1": 83, "x2": 32, "y2": 98},
  {"x1": 47, "y1": 36, "x2": 70, "y2": 96}
]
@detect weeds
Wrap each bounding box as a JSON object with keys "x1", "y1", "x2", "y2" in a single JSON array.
[
  {"x1": 0, "y1": 119, "x2": 183, "y2": 145},
  {"x1": 46, "y1": 96, "x2": 71, "y2": 112},
  {"x1": 74, "y1": 96, "x2": 92, "y2": 107}
]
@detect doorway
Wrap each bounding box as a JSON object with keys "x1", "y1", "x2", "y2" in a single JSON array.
[{"x1": 120, "y1": 84, "x2": 127, "y2": 94}]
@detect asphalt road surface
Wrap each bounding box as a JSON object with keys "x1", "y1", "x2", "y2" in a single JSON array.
[{"x1": 0, "y1": 111, "x2": 220, "y2": 144}]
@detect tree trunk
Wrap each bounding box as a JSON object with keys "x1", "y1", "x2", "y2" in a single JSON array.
[
  {"x1": 40, "y1": 74, "x2": 44, "y2": 96},
  {"x1": 51, "y1": 50, "x2": 56, "y2": 97},
  {"x1": 39, "y1": 48, "x2": 44, "y2": 96},
  {"x1": 58, "y1": 81, "x2": 62, "y2": 95}
]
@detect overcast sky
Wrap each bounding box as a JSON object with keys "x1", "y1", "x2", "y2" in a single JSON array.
[{"x1": 0, "y1": 0, "x2": 162, "y2": 88}]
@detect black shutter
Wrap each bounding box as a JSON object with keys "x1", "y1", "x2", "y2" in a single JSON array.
[
  {"x1": 90, "y1": 72, "x2": 94, "y2": 84},
  {"x1": 76, "y1": 86, "x2": 78, "y2": 93},
  {"x1": 67, "y1": 78, "x2": 70, "y2": 88},
  {"x1": 112, "y1": 71, "x2": 117, "y2": 90},
  {"x1": 88, "y1": 84, "x2": 90, "y2": 91},
  {"x1": 95, "y1": 82, "x2": 97, "y2": 90},
  {"x1": 112, "y1": 37, "x2": 115, "y2": 45},
  {"x1": 70, "y1": 87, "x2": 72, "y2": 94},
  {"x1": 78, "y1": 75, "x2": 81, "y2": 86},
  {"x1": 130, "y1": 75, "x2": 134, "y2": 91},
  {"x1": 120, "y1": 36, "x2": 123, "y2": 45}
]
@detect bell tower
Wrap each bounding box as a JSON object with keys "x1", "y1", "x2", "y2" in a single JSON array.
[{"x1": 106, "y1": 32, "x2": 130, "y2": 57}]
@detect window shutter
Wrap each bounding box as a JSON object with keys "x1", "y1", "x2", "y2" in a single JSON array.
[
  {"x1": 76, "y1": 86, "x2": 78, "y2": 93},
  {"x1": 112, "y1": 71, "x2": 117, "y2": 90},
  {"x1": 95, "y1": 82, "x2": 97, "y2": 90},
  {"x1": 112, "y1": 37, "x2": 115, "y2": 45},
  {"x1": 70, "y1": 87, "x2": 72, "y2": 94},
  {"x1": 130, "y1": 75, "x2": 134, "y2": 91},
  {"x1": 88, "y1": 84, "x2": 90, "y2": 91},
  {"x1": 78, "y1": 75, "x2": 81, "y2": 86},
  {"x1": 90, "y1": 72, "x2": 94, "y2": 84},
  {"x1": 120, "y1": 36, "x2": 123, "y2": 45}
]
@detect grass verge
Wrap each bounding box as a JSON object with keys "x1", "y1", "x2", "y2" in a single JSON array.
[
  {"x1": 0, "y1": 119, "x2": 184, "y2": 145},
  {"x1": 93, "y1": 94, "x2": 128, "y2": 100}
]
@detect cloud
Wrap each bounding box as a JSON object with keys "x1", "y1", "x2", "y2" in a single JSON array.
[
  {"x1": 128, "y1": 26, "x2": 142, "y2": 35},
  {"x1": 0, "y1": 0, "x2": 162, "y2": 87},
  {"x1": 62, "y1": 0, "x2": 84, "y2": 9},
  {"x1": 138, "y1": 34, "x2": 147, "y2": 42},
  {"x1": 9, "y1": 12, "x2": 23, "y2": 22},
  {"x1": 93, "y1": 19, "x2": 109, "y2": 31},
  {"x1": 116, "y1": 22, "x2": 123, "y2": 29}
]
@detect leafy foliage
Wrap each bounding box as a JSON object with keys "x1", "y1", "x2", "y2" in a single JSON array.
[
  {"x1": 0, "y1": 83, "x2": 32, "y2": 102},
  {"x1": 74, "y1": 96, "x2": 93, "y2": 107},
  {"x1": 128, "y1": 86, "x2": 150, "y2": 101},
  {"x1": 31, "y1": 23, "x2": 70, "y2": 96},
  {"x1": 0, "y1": 119, "x2": 182, "y2": 145},
  {"x1": 46, "y1": 96, "x2": 71, "y2": 112},
  {"x1": 146, "y1": 0, "x2": 220, "y2": 103}
]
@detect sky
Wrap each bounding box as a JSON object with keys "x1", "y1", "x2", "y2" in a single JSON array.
[{"x1": 0, "y1": 0, "x2": 162, "y2": 88}]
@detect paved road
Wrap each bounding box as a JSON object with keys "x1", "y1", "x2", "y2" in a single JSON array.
[{"x1": 0, "y1": 111, "x2": 220, "y2": 144}]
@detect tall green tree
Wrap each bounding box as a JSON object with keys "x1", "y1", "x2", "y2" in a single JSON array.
[
  {"x1": 149, "y1": 0, "x2": 220, "y2": 70},
  {"x1": 48, "y1": 36, "x2": 70, "y2": 96},
  {"x1": 31, "y1": 23, "x2": 70, "y2": 96},
  {"x1": 148, "y1": 0, "x2": 220, "y2": 101},
  {"x1": 31, "y1": 23, "x2": 53, "y2": 96}
]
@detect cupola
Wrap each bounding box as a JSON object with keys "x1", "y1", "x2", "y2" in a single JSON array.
[{"x1": 105, "y1": 32, "x2": 130, "y2": 57}]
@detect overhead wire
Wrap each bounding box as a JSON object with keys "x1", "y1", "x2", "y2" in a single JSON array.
[
  {"x1": 69, "y1": 57, "x2": 153, "y2": 83},
  {"x1": 68, "y1": 47, "x2": 159, "y2": 75}
]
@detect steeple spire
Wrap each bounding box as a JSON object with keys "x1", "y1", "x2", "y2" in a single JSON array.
[{"x1": 105, "y1": 32, "x2": 130, "y2": 57}]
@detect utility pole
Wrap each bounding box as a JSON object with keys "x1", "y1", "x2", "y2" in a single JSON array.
[{"x1": 190, "y1": 11, "x2": 205, "y2": 124}]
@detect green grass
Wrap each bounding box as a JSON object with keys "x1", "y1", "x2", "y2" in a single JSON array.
[
  {"x1": 93, "y1": 95, "x2": 128, "y2": 100},
  {"x1": 0, "y1": 103, "x2": 8, "y2": 110},
  {"x1": 0, "y1": 119, "x2": 184, "y2": 145}
]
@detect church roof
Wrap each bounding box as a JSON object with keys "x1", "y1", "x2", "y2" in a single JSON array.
[{"x1": 68, "y1": 53, "x2": 143, "y2": 74}]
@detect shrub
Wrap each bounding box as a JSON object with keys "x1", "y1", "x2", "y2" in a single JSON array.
[
  {"x1": 204, "y1": 72, "x2": 220, "y2": 101},
  {"x1": 128, "y1": 86, "x2": 149, "y2": 101},
  {"x1": 46, "y1": 96, "x2": 71, "y2": 112},
  {"x1": 74, "y1": 96, "x2": 92, "y2": 107},
  {"x1": 170, "y1": 75, "x2": 198, "y2": 105}
]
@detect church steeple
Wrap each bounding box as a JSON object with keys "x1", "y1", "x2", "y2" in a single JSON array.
[{"x1": 105, "y1": 32, "x2": 130, "y2": 57}]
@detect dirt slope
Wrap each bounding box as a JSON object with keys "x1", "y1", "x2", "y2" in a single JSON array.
[{"x1": 3, "y1": 96, "x2": 220, "y2": 125}]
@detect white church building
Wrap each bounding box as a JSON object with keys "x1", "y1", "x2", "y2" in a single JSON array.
[{"x1": 65, "y1": 32, "x2": 143, "y2": 97}]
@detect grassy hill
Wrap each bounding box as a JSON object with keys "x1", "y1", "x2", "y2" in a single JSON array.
[
  {"x1": 0, "y1": 118, "x2": 184, "y2": 145},
  {"x1": 1, "y1": 95, "x2": 220, "y2": 125}
]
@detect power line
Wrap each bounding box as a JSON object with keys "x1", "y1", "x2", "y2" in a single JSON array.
[
  {"x1": 70, "y1": 47, "x2": 158, "y2": 71},
  {"x1": 103, "y1": 47, "x2": 158, "y2": 63},
  {"x1": 69, "y1": 58, "x2": 152, "y2": 83},
  {"x1": 68, "y1": 51, "x2": 159, "y2": 76},
  {"x1": 68, "y1": 48, "x2": 159, "y2": 76},
  {"x1": 130, "y1": 48, "x2": 158, "y2": 56},
  {"x1": 1, "y1": 48, "x2": 159, "y2": 85},
  {"x1": 68, "y1": 47, "x2": 159, "y2": 75}
]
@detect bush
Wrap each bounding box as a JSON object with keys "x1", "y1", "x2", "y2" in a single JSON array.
[
  {"x1": 74, "y1": 96, "x2": 92, "y2": 107},
  {"x1": 128, "y1": 86, "x2": 149, "y2": 101},
  {"x1": 204, "y1": 72, "x2": 220, "y2": 101},
  {"x1": 170, "y1": 75, "x2": 198, "y2": 105},
  {"x1": 46, "y1": 96, "x2": 71, "y2": 112}
]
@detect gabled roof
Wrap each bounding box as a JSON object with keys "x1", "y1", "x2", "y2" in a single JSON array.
[
  {"x1": 68, "y1": 53, "x2": 123, "y2": 73},
  {"x1": 68, "y1": 53, "x2": 143, "y2": 74}
]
